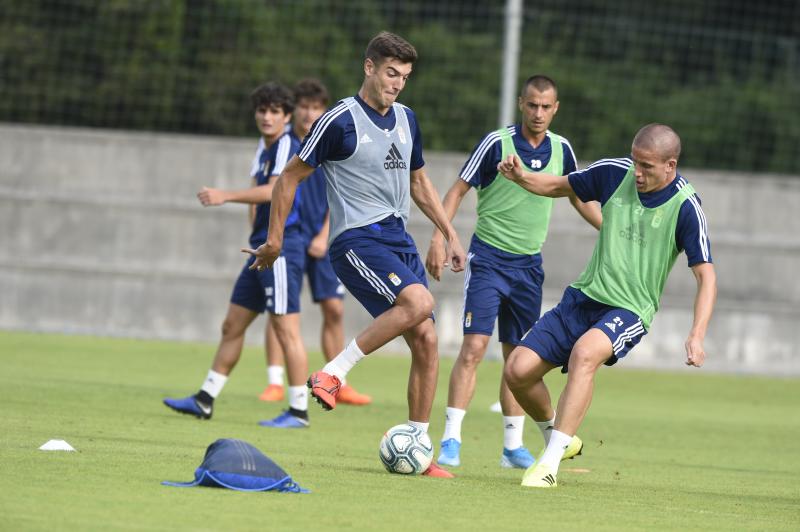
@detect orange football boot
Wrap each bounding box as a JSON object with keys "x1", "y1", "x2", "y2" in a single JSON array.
[
  {"x1": 336, "y1": 384, "x2": 372, "y2": 405},
  {"x1": 258, "y1": 384, "x2": 284, "y2": 402},
  {"x1": 307, "y1": 371, "x2": 341, "y2": 411},
  {"x1": 422, "y1": 462, "x2": 455, "y2": 478}
]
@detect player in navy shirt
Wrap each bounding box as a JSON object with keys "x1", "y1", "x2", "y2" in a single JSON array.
[
  {"x1": 496, "y1": 124, "x2": 717, "y2": 488},
  {"x1": 163, "y1": 83, "x2": 313, "y2": 427},
  {"x1": 259, "y1": 79, "x2": 372, "y2": 407},
  {"x1": 245, "y1": 32, "x2": 466, "y2": 478}
]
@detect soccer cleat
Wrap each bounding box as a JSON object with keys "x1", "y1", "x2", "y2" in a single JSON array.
[
  {"x1": 336, "y1": 384, "x2": 372, "y2": 405},
  {"x1": 422, "y1": 462, "x2": 455, "y2": 478},
  {"x1": 562, "y1": 435, "x2": 583, "y2": 461},
  {"x1": 258, "y1": 384, "x2": 285, "y2": 402},
  {"x1": 500, "y1": 446, "x2": 535, "y2": 469},
  {"x1": 307, "y1": 371, "x2": 341, "y2": 411},
  {"x1": 163, "y1": 395, "x2": 212, "y2": 420},
  {"x1": 437, "y1": 438, "x2": 461, "y2": 467},
  {"x1": 521, "y1": 462, "x2": 558, "y2": 488},
  {"x1": 258, "y1": 411, "x2": 309, "y2": 429}
]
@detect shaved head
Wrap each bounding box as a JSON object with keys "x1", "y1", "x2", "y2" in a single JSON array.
[{"x1": 632, "y1": 123, "x2": 682, "y2": 162}]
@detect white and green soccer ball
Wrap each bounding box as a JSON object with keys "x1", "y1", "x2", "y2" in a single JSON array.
[{"x1": 379, "y1": 423, "x2": 433, "y2": 475}]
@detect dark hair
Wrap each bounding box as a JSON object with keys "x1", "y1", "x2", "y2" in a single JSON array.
[
  {"x1": 365, "y1": 31, "x2": 418, "y2": 66},
  {"x1": 520, "y1": 75, "x2": 558, "y2": 98},
  {"x1": 250, "y1": 82, "x2": 294, "y2": 114},
  {"x1": 294, "y1": 78, "x2": 329, "y2": 106}
]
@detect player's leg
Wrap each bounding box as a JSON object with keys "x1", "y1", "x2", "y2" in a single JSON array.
[
  {"x1": 319, "y1": 296, "x2": 372, "y2": 405},
  {"x1": 308, "y1": 245, "x2": 433, "y2": 411},
  {"x1": 258, "y1": 251, "x2": 311, "y2": 428},
  {"x1": 258, "y1": 319, "x2": 285, "y2": 401},
  {"x1": 401, "y1": 315, "x2": 454, "y2": 478},
  {"x1": 497, "y1": 342, "x2": 538, "y2": 469},
  {"x1": 437, "y1": 333, "x2": 490, "y2": 466},
  {"x1": 164, "y1": 260, "x2": 263, "y2": 419}
]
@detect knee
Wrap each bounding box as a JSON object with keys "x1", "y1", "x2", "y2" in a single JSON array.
[
  {"x1": 221, "y1": 317, "x2": 245, "y2": 339},
  {"x1": 503, "y1": 349, "x2": 531, "y2": 391},
  {"x1": 458, "y1": 338, "x2": 487, "y2": 369},
  {"x1": 398, "y1": 285, "x2": 435, "y2": 325},
  {"x1": 321, "y1": 301, "x2": 344, "y2": 326},
  {"x1": 568, "y1": 345, "x2": 604, "y2": 376}
]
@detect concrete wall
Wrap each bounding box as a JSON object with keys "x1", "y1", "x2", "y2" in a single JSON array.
[{"x1": 1, "y1": 124, "x2": 798, "y2": 375}]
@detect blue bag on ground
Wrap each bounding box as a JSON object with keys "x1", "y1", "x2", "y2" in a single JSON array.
[{"x1": 162, "y1": 438, "x2": 309, "y2": 493}]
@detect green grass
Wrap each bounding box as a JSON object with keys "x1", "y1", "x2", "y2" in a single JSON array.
[{"x1": 1, "y1": 330, "x2": 798, "y2": 531}]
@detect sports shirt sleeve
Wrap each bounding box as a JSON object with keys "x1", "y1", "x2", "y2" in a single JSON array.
[
  {"x1": 561, "y1": 138, "x2": 578, "y2": 175},
  {"x1": 249, "y1": 138, "x2": 265, "y2": 178},
  {"x1": 297, "y1": 101, "x2": 351, "y2": 168},
  {"x1": 267, "y1": 134, "x2": 294, "y2": 177},
  {"x1": 676, "y1": 190, "x2": 713, "y2": 266},
  {"x1": 403, "y1": 107, "x2": 425, "y2": 171},
  {"x1": 458, "y1": 132, "x2": 503, "y2": 188},
  {"x1": 568, "y1": 158, "x2": 631, "y2": 204}
]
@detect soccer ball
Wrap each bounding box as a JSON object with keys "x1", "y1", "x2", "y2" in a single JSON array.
[{"x1": 378, "y1": 423, "x2": 433, "y2": 475}]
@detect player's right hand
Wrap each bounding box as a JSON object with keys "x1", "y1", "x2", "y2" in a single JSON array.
[
  {"x1": 197, "y1": 186, "x2": 226, "y2": 206},
  {"x1": 242, "y1": 241, "x2": 281, "y2": 271},
  {"x1": 425, "y1": 239, "x2": 447, "y2": 281},
  {"x1": 496, "y1": 154, "x2": 524, "y2": 182}
]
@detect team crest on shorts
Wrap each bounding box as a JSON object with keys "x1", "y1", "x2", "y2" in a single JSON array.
[
  {"x1": 388, "y1": 272, "x2": 402, "y2": 286},
  {"x1": 465, "y1": 312, "x2": 472, "y2": 327}
]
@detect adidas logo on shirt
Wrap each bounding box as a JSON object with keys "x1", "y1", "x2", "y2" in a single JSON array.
[
  {"x1": 383, "y1": 143, "x2": 407, "y2": 170},
  {"x1": 360, "y1": 133, "x2": 372, "y2": 144}
]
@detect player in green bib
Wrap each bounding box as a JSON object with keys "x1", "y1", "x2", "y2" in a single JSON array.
[
  {"x1": 496, "y1": 123, "x2": 717, "y2": 488},
  {"x1": 426, "y1": 76, "x2": 601, "y2": 470}
]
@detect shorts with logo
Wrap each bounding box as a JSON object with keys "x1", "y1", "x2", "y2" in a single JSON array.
[
  {"x1": 462, "y1": 236, "x2": 544, "y2": 344},
  {"x1": 330, "y1": 240, "x2": 428, "y2": 318},
  {"x1": 306, "y1": 253, "x2": 345, "y2": 302},
  {"x1": 230, "y1": 234, "x2": 306, "y2": 315},
  {"x1": 519, "y1": 286, "x2": 647, "y2": 369}
]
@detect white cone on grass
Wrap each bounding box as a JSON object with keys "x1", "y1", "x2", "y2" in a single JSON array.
[{"x1": 39, "y1": 439, "x2": 76, "y2": 451}]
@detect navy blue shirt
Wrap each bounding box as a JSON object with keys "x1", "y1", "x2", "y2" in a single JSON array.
[
  {"x1": 248, "y1": 132, "x2": 303, "y2": 248},
  {"x1": 568, "y1": 157, "x2": 712, "y2": 267},
  {"x1": 460, "y1": 125, "x2": 577, "y2": 188}
]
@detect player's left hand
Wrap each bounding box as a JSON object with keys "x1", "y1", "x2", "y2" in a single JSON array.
[
  {"x1": 197, "y1": 186, "x2": 227, "y2": 206},
  {"x1": 307, "y1": 234, "x2": 328, "y2": 259},
  {"x1": 242, "y1": 241, "x2": 281, "y2": 271},
  {"x1": 446, "y1": 236, "x2": 466, "y2": 274},
  {"x1": 496, "y1": 154, "x2": 524, "y2": 182},
  {"x1": 684, "y1": 335, "x2": 706, "y2": 367}
]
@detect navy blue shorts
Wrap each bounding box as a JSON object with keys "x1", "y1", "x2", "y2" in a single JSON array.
[
  {"x1": 306, "y1": 253, "x2": 345, "y2": 302},
  {"x1": 331, "y1": 242, "x2": 428, "y2": 318},
  {"x1": 463, "y1": 240, "x2": 544, "y2": 344},
  {"x1": 230, "y1": 238, "x2": 306, "y2": 315},
  {"x1": 519, "y1": 286, "x2": 647, "y2": 368}
]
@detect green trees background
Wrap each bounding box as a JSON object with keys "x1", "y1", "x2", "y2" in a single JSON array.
[{"x1": 1, "y1": 0, "x2": 797, "y2": 172}]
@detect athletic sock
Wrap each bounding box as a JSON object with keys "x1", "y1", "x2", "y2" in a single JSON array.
[
  {"x1": 442, "y1": 407, "x2": 466, "y2": 442},
  {"x1": 322, "y1": 339, "x2": 365, "y2": 381},
  {"x1": 196, "y1": 390, "x2": 214, "y2": 406},
  {"x1": 407, "y1": 420, "x2": 430, "y2": 433},
  {"x1": 539, "y1": 429, "x2": 572, "y2": 469},
  {"x1": 503, "y1": 415, "x2": 525, "y2": 450},
  {"x1": 288, "y1": 385, "x2": 308, "y2": 412},
  {"x1": 200, "y1": 370, "x2": 228, "y2": 399},
  {"x1": 288, "y1": 407, "x2": 308, "y2": 420},
  {"x1": 535, "y1": 414, "x2": 556, "y2": 445},
  {"x1": 267, "y1": 365, "x2": 284, "y2": 386}
]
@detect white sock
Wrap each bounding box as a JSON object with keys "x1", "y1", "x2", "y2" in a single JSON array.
[
  {"x1": 407, "y1": 420, "x2": 429, "y2": 433},
  {"x1": 535, "y1": 414, "x2": 556, "y2": 445},
  {"x1": 442, "y1": 407, "x2": 466, "y2": 442},
  {"x1": 503, "y1": 415, "x2": 525, "y2": 450},
  {"x1": 267, "y1": 365, "x2": 284, "y2": 386},
  {"x1": 288, "y1": 385, "x2": 308, "y2": 411},
  {"x1": 539, "y1": 429, "x2": 572, "y2": 469},
  {"x1": 200, "y1": 370, "x2": 228, "y2": 398},
  {"x1": 322, "y1": 339, "x2": 365, "y2": 381}
]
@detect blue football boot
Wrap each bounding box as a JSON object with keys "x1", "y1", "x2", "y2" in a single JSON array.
[{"x1": 163, "y1": 395, "x2": 212, "y2": 420}]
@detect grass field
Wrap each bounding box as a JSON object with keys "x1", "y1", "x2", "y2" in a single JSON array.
[{"x1": 1, "y1": 330, "x2": 798, "y2": 531}]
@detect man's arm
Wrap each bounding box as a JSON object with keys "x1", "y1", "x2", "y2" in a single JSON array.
[
  {"x1": 410, "y1": 167, "x2": 466, "y2": 274},
  {"x1": 685, "y1": 262, "x2": 717, "y2": 367},
  {"x1": 426, "y1": 178, "x2": 471, "y2": 280},
  {"x1": 242, "y1": 155, "x2": 315, "y2": 269},
  {"x1": 567, "y1": 193, "x2": 602, "y2": 230},
  {"x1": 197, "y1": 182, "x2": 274, "y2": 206},
  {"x1": 497, "y1": 154, "x2": 573, "y2": 197}
]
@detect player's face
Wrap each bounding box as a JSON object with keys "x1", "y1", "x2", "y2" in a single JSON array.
[
  {"x1": 519, "y1": 87, "x2": 559, "y2": 137},
  {"x1": 631, "y1": 145, "x2": 677, "y2": 193},
  {"x1": 364, "y1": 57, "x2": 413, "y2": 112},
  {"x1": 254, "y1": 104, "x2": 290, "y2": 141},
  {"x1": 293, "y1": 98, "x2": 326, "y2": 139}
]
